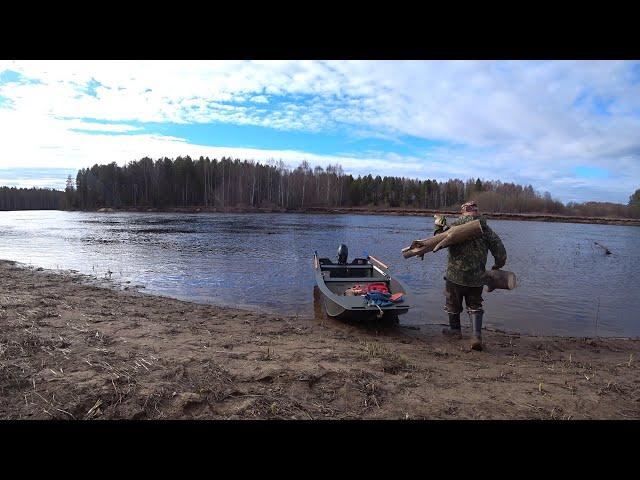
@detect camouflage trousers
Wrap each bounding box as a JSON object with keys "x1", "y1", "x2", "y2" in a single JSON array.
[{"x1": 443, "y1": 279, "x2": 484, "y2": 314}]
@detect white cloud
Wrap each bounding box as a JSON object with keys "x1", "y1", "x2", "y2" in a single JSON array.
[
  {"x1": 250, "y1": 95, "x2": 269, "y2": 104},
  {"x1": 0, "y1": 117, "x2": 426, "y2": 178},
  {"x1": 1, "y1": 60, "x2": 639, "y2": 202},
  {"x1": 62, "y1": 120, "x2": 143, "y2": 133},
  {"x1": 0, "y1": 174, "x2": 70, "y2": 189},
  {"x1": 3, "y1": 60, "x2": 639, "y2": 149}
]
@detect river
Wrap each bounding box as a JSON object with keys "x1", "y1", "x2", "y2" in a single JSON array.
[{"x1": 1, "y1": 210, "x2": 638, "y2": 337}]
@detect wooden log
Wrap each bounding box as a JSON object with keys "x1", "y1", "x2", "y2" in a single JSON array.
[
  {"x1": 484, "y1": 269, "x2": 517, "y2": 292},
  {"x1": 402, "y1": 219, "x2": 483, "y2": 258},
  {"x1": 594, "y1": 241, "x2": 612, "y2": 255}
]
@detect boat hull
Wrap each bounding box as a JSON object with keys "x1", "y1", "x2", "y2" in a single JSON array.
[
  {"x1": 322, "y1": 297, "x2": 406, "y2": 321},
  {"x1": 313, "y1": 252, "x2": 412, "y2": 322}
]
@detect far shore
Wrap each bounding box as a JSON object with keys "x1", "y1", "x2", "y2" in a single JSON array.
[
  {"x1": 81, "y1": 206, "x2": 640, "y2": 227},
  {"x1": 1, "y1": 259, "x2": 638, "y2": 420}
]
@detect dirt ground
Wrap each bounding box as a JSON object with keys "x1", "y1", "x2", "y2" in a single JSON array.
[{"x1": 1, "y1": 259, "x2": 638, "y2": 420}]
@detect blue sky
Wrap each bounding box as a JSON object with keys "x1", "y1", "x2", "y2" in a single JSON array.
[{"x1": 0, "y1": 60, "x2": 639, "y2": 203}]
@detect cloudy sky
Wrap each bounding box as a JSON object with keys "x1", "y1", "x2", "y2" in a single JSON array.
[{"x1": 1, "y1": 60, "x2": 639, "y2": 203}]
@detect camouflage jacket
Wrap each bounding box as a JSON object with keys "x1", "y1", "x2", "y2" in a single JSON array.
[
  {"x1": 433, "y1": 225, "x2": 448, "y2": 236},
  {"x1": 445, "y1": 215, "x2": 507, "y2": 287}
]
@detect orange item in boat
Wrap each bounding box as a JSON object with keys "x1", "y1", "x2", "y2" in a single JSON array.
[
  {"x1": 344, "y1": 284, "x2": 367, "y2": 296},
  {"x1": 352, "y1": 284, "x2": 367, "y2": 295},
  {"x1": 390, "y1": 292, "x2": 404, "y2": 302}
]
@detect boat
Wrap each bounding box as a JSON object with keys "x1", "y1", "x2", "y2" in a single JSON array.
[{"x1": 313, "y1": 245, "x2": 412, "y2": 321}]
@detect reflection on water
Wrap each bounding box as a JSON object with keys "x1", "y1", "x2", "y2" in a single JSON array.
[{"x1": 1, "y1": 210, "x2": 639, "y2": 338}]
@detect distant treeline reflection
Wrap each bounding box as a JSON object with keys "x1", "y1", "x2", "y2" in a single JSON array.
[{"x1": 2, "y1": 156, "x2": 639, "y2": 218}]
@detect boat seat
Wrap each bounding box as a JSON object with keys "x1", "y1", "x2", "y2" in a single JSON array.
[
  {"x1": 318, "y1": 258, "x2": 369, "y2": 266},
  {"x1": 324, "y1": 267, "x2": 371, "y2": 276},
  {"x1": 324, "y1": 277, "x2": 389, "y2": 283},
  {"x1": 321, "y1": 264, "x2": 372, "y2": 269}
]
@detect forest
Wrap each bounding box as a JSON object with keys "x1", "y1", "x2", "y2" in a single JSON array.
[
  {"x1": 0, "y1": 186, "x2": 64, "y2": 211},
  {"x1": 1, "y1": 156, "x2": 639, "y2": 219},
  {"x1": 67, "y1": 156, "x2": 568, "y2": 212}
]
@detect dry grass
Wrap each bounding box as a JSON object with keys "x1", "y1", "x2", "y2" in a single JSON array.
[{"x1": 360, "y1": 341, "x2": 415, "y2": 374}]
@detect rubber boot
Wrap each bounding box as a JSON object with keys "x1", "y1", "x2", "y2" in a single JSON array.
[
  {"x1": 442, "y1": 313, "x2": 462, "y2": 338},
  {"x1": 469, "y1": 311, "x2": 483, "y2": 351}
]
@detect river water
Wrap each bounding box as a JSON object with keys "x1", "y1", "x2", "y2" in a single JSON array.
[{"x1": 1, "y1": 210, "x2": 638, "y2": 338}]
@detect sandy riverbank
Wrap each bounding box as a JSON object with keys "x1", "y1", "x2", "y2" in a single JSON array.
[{"x1": 1, "y1": 259, "x2": 638, "y2": 420}]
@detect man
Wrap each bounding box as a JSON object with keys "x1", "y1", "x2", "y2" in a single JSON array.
[{"x1": 438, "y1": 201, "x2": 507, "y2": 351}]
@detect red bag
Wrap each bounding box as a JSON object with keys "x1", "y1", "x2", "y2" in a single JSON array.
[{"x1": 367, "y1": 282, "x2": 389, "y2": 294}]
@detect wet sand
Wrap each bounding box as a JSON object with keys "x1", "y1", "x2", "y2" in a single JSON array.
[{"x1": 1, "y1": 259, "x2": 638, "y2": 420}]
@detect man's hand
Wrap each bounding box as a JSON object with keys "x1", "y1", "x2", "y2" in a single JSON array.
[
  {"x1": 492, "y1": 257, "x2": 506, "y2": 270},
  {"x1": 434, "y1": 214, "x2": 447, "y2": 228}
]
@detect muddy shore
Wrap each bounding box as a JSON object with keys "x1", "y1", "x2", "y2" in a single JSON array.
[{"x1": 1, "y1": 259, "x2": 638, "y2": 420}]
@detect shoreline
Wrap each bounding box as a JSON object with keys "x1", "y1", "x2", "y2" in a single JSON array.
[
  {"x1": 1, "y1": 259, "x2": 638, "y2": 420},
  {"x1": 75, "y1": 206, "x2": 640, "y2": 227}
]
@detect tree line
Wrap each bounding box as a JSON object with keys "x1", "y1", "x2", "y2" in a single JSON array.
[
  {"x1": 1, "y1": 156, "x2": 639, "y2": 218},
  {"x1": 67, "y1": 156, "x2": 565, "y2": 212},
  {"x1": 0, "y1": 186, "x2": 63, "y2": 211}
]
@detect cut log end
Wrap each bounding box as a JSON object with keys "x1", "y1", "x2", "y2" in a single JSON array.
[{"x1": 484, "y1": 269, "x2": 517, "y2": 290}]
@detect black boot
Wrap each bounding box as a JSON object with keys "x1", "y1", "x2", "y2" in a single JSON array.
[
  {"x1": 469, "y1": 311, "x2": 483, "y2": 351},
  {"x1": 442, "y1": 313, "x2": 461, "y2": 338}
]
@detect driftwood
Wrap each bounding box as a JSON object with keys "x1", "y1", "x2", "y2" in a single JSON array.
[
  {"x1": 594, "y1": 241, "x2": 612, "y2": 255},
  {"x1": 484, "y1": 269, "x2": 517, "y2": 292},
  {"x1": 402, "y1": 220, "x2": 483, "y2": 259}
]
